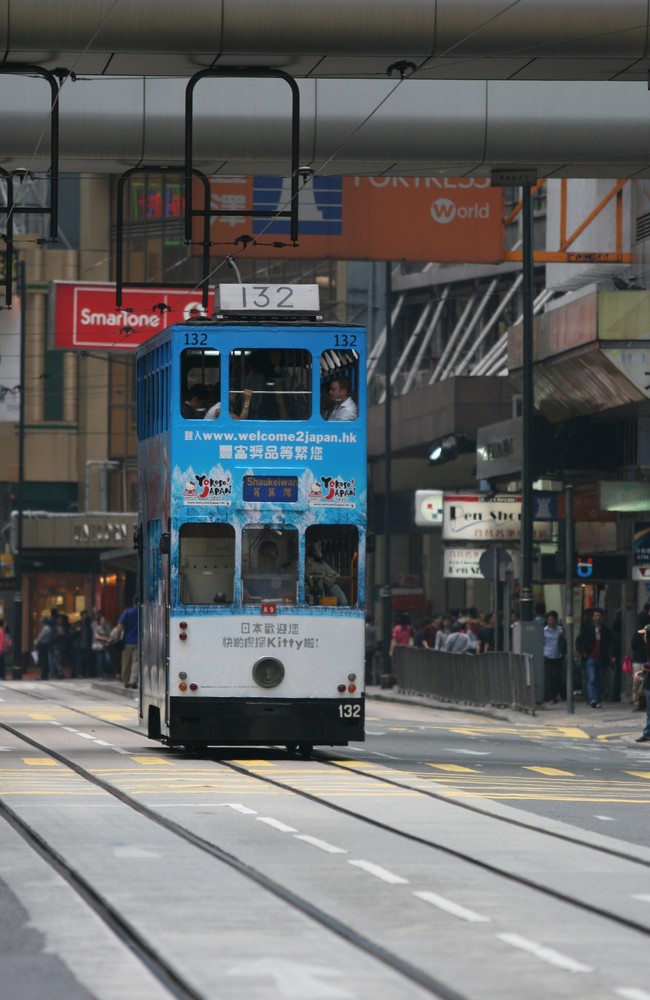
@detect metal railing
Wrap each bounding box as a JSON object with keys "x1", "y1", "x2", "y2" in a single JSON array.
[{"x1": 392, "y1": 646, "x2": 536, "y2": 713}]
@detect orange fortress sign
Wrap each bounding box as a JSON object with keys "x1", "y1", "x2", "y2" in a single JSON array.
[{"x1": 195, "y1": 176, "x2": 504, "y2": 263}]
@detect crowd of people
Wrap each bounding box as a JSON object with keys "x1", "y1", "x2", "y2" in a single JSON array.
[
  {"x1": 32, "y1": 600, "x2": 139, "y2": 689},
  {"x1": 376, "y1": 602, "x2": 647, "y2": 712},
  {"x1": 388, "y1": 609, "x2": 500, "y2": 660}
]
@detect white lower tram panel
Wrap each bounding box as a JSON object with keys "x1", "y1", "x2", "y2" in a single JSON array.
[{"x1": 141, "y1": 614, "x2": 365, "y2": 748}]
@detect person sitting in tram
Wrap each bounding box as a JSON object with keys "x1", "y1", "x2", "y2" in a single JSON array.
[{"x1": 305, "y1": 542, "x2": 349, "y2": 606}]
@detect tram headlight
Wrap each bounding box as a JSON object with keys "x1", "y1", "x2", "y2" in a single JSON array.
[{"x1": 252, "y1": 657, "x2": 285, "y2": 689}]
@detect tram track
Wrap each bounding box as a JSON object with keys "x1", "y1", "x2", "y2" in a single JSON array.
[
  {"x1": 2, "y1": 706, "x2": 650, "y2": 940},
  {"x1": 6, "y1": 682, "x2": 649, "y2": 871},
  {"x1": 0, "y1": 718, "x2": 468, "y2": 1000},
  {"x1": 3, "y1": 685, "x2": 650, "y2": 996}
]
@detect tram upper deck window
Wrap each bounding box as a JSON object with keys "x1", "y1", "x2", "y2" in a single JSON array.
[
  {"x1": 179, "y1": 523, "x2": 235, "y2": 604},
  {"x1": 229, "y1": 349, "x2": 311, "y2": 420},
  {"x1": 181, "y1": 349, "x2": 220, "y2": 419},
  {"x1": 320, "y1": 350, "x2": 359, "y2": 422},
  {"x1": 242, "y1": 526, "x2": 298, "y2": 604},
  {"x1": 305, "y1": 525, "x2": 359, "y2": 607}
]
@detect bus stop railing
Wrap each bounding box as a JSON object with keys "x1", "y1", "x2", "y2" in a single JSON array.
[{"x1": 392, "y1": 646, "x2": 536, "y2": 714}]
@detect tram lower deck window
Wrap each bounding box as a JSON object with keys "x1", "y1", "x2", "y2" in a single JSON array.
[
  {"x1": 242, "y1": 527, "x2": 298, "y2": 604},
  {"x1": 306, "y1": 525, "x2": 358, "y2": 607},
  {"x1": 179, "y1": 523, "x2": 235, "y2": 604}
]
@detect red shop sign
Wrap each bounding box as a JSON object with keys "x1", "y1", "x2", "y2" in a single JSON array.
[{"x1": 49, "y1": 281, "x2": 215, "y2": 352}]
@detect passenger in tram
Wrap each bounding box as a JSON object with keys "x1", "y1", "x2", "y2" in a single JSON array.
[
  {"x1": 244, "y1": 350, "x2": 291, "y2": 419},
  {"x1": 326, "y1": 377, "x2": 358, "y2": 421},
  {"x1": 181, "y1": 383, "x2": 210, "y2": 418},
  {"x1": 245, "y1": 537, "x2": 298, "y2": 603},
  {"x1": 204, "y1": 387, "x2": 253, "y2": 419},
  {"x1": 305, "y1": 541, "x2": 349, "y2": 606}
]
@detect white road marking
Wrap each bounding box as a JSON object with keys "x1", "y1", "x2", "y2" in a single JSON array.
[
  {"x1": 112, "y1": 845, "x2": 161, "y2": 859},
  {"x1": 53, "y1": 721, "x2": 127, "y2": 753},
  {"x1": 443, "y1": 748, "x2": 490, "y2": 756},
  {"x1": 413, "y1": 891, "x2": 491, "y2": 923},
  {"x1": 215, "y1": 803, "x2": 257, "y2": 815},
  {"x1": 0, "y1": 746, "x2": 12, "y2": 751},
  {"x1": 594, "y1": 815, "x2": 616, "y2": 821},
  {"x1": 631, "y1": 894, "x2": 650, "y2": 902},
  {"x1": 293, "y1": 835, "x2": 347, "y2": 854},
  {"x1": 226, "y1": 958, "x2": 355, "y2": 999},
  {"x1": 615, "y1": 989, "x2": 650, "y2": 1000},
  {"x1": 496, "y1": 933, "x2": 592, "y2": 973},
  {"x1": 347, "y1": 860, "x2": 408, "y2": 884},
  {"x1": 256, "y1": 817, "x2": 297, "y2": 833}
]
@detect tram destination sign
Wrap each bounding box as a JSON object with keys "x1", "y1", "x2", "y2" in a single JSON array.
[{"x1": 243, "y1": 475, "x2": 298, "y2": 503}]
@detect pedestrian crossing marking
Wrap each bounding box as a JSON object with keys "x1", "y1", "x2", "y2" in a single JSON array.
[
  {"x1": 23, "y1": 758, "x2": 59, "y2": 766},
  {"x1": 426, "y1": 763, "x2": 478, "y2": 773},
  {"x1": 523, "y1": 767, "x2": 573, "y2": 776}
]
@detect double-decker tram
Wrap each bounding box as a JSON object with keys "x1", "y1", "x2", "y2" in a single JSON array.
[{"x1": 135, "y1": 286, "x2": 366, "y2": 753}]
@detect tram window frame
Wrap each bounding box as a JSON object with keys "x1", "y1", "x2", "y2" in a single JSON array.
[
  {"x1": 229, "y1": 348, "x2": 312, "y2": 421},
  {"x1": 179, "y1": 523, "x2": 235, "y2": 605},
  {"x1": 305, "y1": 525, "x2": 359, "y2": 607},
  {"x1": 242, "y1": 526, "x2": 299, "y2": 605},
  {"x1": 180, "y1": 349, "x2": 221, "y2": 420}
]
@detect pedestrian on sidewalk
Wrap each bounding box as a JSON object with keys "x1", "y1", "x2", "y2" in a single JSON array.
[
  {"x1": 635, "y1": 625, "x2": 650, "y2": 743},
  {"x1": 117, "y1": 596, "x2": 139, "y2": 689},
  {"x1": 575, "y1": 607, "x2": 614, "y2": 708}
]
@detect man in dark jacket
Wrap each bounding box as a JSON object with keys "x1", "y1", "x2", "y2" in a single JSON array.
[{"x1": 575, "y1": 607, "x2": 614, "y2": 708}]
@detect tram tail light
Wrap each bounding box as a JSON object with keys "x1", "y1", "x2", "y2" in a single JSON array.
[
  {"x1": 337, "y1": 684, "x2": 346, "y2": 692},
  {"x1": 179, "y1": 621, "x2": 188, "y2": 641},
  {"x1": 179, "y1": 682, "x2": 187, "y2": 691},
  {"x1": 348, "y1": 684, "x2": 357, "y2": 693}
]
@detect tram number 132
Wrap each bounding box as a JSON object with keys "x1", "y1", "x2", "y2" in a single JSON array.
[{"x1": 339, "y1": 704, "x2": 362, "y2": 718}]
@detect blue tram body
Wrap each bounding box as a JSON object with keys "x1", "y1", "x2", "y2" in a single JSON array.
[{"x1": 135, "y1": 317, "x2": 366, "y2": 751}]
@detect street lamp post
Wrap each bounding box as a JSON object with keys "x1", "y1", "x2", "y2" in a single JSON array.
[
  {"x1": 381, "y1": 261, "x2": 393, "y2": 683},
  {"x1": 13, "y1": 259, "x2": 26, "y2": 674},
  {"x1": 491, "y1": 170, "x2": 537, "y2": 623}
]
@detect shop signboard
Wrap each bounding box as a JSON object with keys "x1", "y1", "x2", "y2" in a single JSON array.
[
  {"x1": 633, "y1": 522, "x2": 650, "y2": 566},
  {"x1": 49, "y1": 281, "x2": 216, "y2": 351},
  {"x1": 197, "y1": 175, "x2": 505, "y2": 263},
  {"x1": 414, "y1": 490, "x2": 444, "y2": 527},
  {"x1": 444, "y1": 548, "x2": 484, "y2": 578},
  {"x1": 442, "y1": 493, "x2": 553, "y2": 543}
]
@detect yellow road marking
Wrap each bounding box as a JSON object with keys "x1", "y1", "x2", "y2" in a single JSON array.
[
  {"x1": 523, "y1": 767, "x2": 574, "y2": 776},
  {"x1": 625, "y1": 772, "x2": 650, "y2": 780},
  {"x1": 425, "y1": 763, "x2": 478, "y2": 773},
  {"x1": 28, "y1": 714, "x2": 54, "y2": 720},
  {"x1": 236, "y1": 760, "x2": 276, "y2": 767},
  {"x1": 23, "y1": 758, "x2": 59, "y2": 766},
  {"x1": 129, "y1": 756, "x2": 174, "y2": 766}
]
